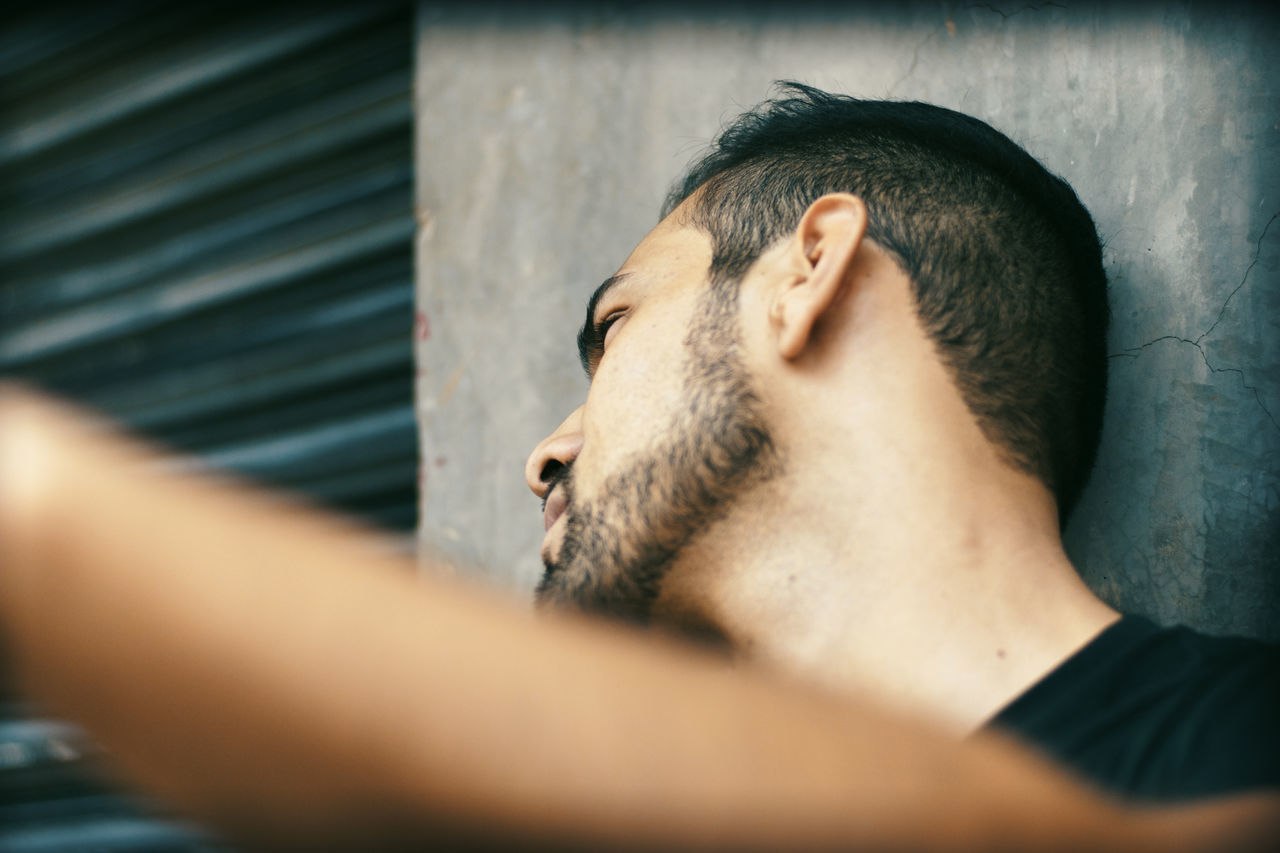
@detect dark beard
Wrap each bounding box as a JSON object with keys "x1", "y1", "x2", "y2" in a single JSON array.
[{"x1": 535, "y1": 284, "x2": 778, "y2": 622}]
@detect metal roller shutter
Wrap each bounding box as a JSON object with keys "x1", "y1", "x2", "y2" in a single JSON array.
[{"x1": 1, "y1": 3, "x2": 415, "y2": 848}]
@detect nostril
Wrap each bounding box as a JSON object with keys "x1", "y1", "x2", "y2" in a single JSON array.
[{"x1": 539, "y1": 458, "x2": 564, "y2": 485}]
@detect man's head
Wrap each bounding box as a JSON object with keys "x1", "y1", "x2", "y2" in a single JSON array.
[
  {"x1": 527, "y1": 83, "x2": 1109, "y2": 621},
  {"x1": 666, "y1": 83, "x2": 1110, "y2": 524}
]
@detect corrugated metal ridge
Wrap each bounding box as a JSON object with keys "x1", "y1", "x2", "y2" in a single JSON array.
[
  {"x1": 0, "y1": 720, "x2": 90, "y2": 769},
  {"x1": 1, "y1": 77, "x2": 411, "y2": 265},
  {"x1": 0, "y1": 216, "x2": 414, "y2": 366},
  {"x1": 0, "y1": 6, "x2": 389, "y2": 165},
  {"x1": 101, "y1": 337, "x2": 411, "y2": 434},
  {"x1": 1, "y1": 817, "x2": 220, "y2": 852},
  {"x1": 13, "y1": 255, "x2": 412, "y2": 394},
  {"x1": 0, "y1": 5, "x2": 158, "y2": 79},
  {"x1": 0, "y1": 4, "x2": 204, "y2": 95},
  {"x1": 3, "y1": 157, "x2": 412, "y2": 319},
  {"x1": 303, "y1": 458, "x2": 417, "y2": 505},
  {"x1": 3, "y1": 15, "x2": 407, "y2": 206},
  {"x1": 192, "y1": 406, "x2": 416, "y2": 476}
]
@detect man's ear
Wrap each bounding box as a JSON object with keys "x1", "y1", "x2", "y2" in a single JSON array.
[{"x1": 772, "y1": 193, "x2": 868, "y2": 360}]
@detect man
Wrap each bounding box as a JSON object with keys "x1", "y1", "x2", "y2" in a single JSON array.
[
  {"x1": 0, "y1": 84, "x2": 1277, "y2": 849},
  {"x1": 523, "y1": 83, "x2": 1280, "y2": 800}
]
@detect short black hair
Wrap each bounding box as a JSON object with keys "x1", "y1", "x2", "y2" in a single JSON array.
[{"x1": 664, "y1": 82, "x2": 1109, "y2": 526}]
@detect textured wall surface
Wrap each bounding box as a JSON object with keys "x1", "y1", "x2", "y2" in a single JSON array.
[{"x1": 414, "y1": 2, "x2": 1279, "y2": 639}]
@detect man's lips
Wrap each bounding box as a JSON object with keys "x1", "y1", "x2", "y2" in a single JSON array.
[{"x1": 543, "y1": 485, "x2": 568, "y2": 531}]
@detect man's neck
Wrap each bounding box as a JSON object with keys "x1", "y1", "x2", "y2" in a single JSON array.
[{"x1": 652, "y1": 466, "x2": 1120, "y2": 735}]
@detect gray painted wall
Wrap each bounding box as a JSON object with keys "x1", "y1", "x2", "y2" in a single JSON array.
[{"x1": 414, "y1": 2, "x2": 1279, "y2": 639}]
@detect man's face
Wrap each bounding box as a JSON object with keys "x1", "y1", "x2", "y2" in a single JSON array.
[{"x1": 526, "y1": 216, "x2": 778, "y2": 621}]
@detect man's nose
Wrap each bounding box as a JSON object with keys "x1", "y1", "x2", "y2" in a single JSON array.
[{"x1": 525, "y1": 407, "x2": 584, "y2": 499}]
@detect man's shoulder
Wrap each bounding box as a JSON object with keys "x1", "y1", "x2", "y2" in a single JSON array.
[{"x1": 989, "y1": 615, "x2": 1280, "y2": 801}]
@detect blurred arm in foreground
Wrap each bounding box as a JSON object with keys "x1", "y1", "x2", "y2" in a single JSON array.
[{"x1": 1, "y1": 387, "x2": 1277, "y2": 851}]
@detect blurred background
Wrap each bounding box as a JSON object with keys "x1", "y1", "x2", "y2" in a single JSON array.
[
  {"x1": 1, "y1": 2, "x2": 413, "y2": 849},
  {"x1": 2, "y1": 1, "x2": 1278, "y2": 850}
]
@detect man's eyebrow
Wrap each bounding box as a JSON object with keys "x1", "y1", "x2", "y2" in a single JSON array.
[{"x1": 576, "y1": 273, "x2": 630, "y2": 378}]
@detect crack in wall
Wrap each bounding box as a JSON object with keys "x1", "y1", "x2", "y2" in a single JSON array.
[
  {"x1": 886, "y1": 32, "x2": 935, "y2": 96},
  {"x1": 1196, "y1": 211, "x2": 1277, "y2": 346},
  {"x1": 1108, "y1": 210, "x2": 1280, "y2": 434},
  {"x1": 1109, "y1": 335, "x2": 1280, "y2": 433}
]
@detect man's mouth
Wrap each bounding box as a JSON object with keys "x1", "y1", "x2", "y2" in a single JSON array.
[{"x1": 543, "y1": 485, "x2": 569, "y2": 531}]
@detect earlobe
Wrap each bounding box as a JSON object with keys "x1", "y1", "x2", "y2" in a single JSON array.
[{"x1": 773, "y1": 194, "x2": 868, "y2": 361}]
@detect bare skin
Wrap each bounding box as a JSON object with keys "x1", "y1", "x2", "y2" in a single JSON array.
[
  {"x1": 527, "y1": 195, "x2": 1119, "y2": 734},
  {"x1": 2, "y1": 196, "x2": 1276, "y2": 850},
  {"x1": 0, "y1": 385, "x2": 1278, "y2": 851}
]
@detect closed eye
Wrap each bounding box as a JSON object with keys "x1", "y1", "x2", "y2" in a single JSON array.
[
  {"x1": 577, "y1": 273, "x2": 632, "y2": 378},
  {"x1": 598, "y1": 309, "x2": 627, "y2": 345},
  {"x1": 580, "y1": 309, "x2": 627, "y2": 377}
]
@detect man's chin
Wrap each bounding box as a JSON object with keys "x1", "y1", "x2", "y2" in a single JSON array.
[
  {"x1": 537, "y1": 525, "x2": 568, "y2": 595},
  {"x1": 533, "y1": 558, "x2": 574, "y2": 608}
]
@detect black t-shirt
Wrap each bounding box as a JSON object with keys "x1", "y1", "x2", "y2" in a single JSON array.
[{"x1": 988, "y1": 615, "x2": 1280, "y2": 802}]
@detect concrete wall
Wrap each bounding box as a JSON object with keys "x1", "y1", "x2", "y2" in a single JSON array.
[{"x1": 414, "y1": 2, "x2": 1279, "y2": 639}]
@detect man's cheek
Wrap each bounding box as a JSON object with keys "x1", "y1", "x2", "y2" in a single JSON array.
[{"x1": 581, "y1": 355, "x2": 685, "y2": 480}]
